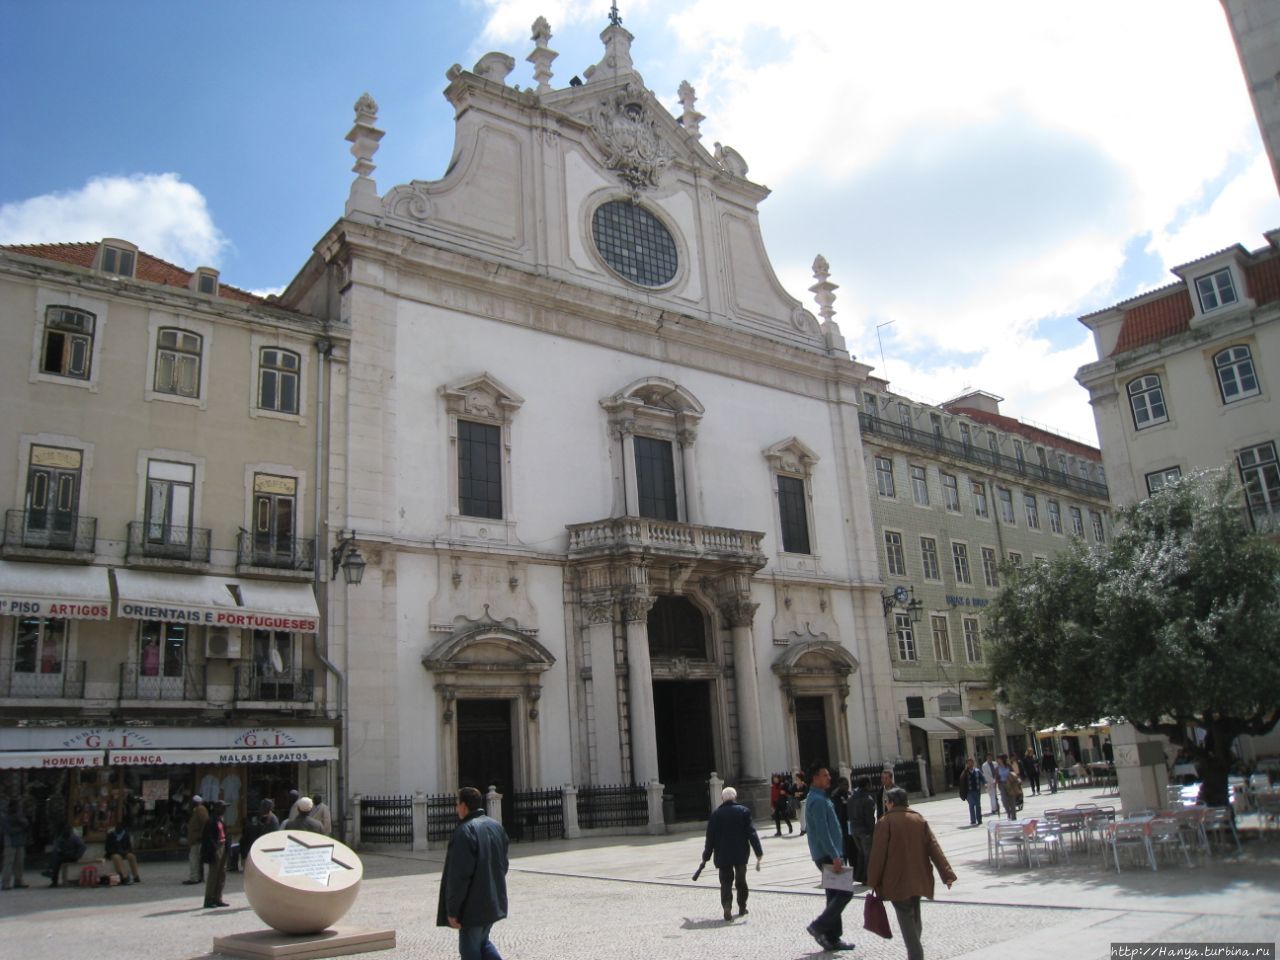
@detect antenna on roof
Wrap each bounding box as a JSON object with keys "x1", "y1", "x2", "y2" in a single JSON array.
[{"x1": 608, "y1": 2, "x2": 622, "y2": 26}]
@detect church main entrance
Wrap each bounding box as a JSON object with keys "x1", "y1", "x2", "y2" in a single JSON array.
[
  {"x1": 653, "y1": 679, "x2": 715, "y2": 821},
  {"x1": 457, "y1": 699, "x2": 514, "y2": 823},
  {"x1": 794, "y1": 695, "x2": 830, "y2": 773}
]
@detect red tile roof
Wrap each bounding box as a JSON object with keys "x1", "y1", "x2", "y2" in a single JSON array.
[
  {"x1": 942, "y1": 405, "x2": 1101, "y2": 460},
  {"x1": 0, "y1": 242, "x2": 267, "y2": 306},
  {"x1": 1107, "y1": 245, "x2": 1280, "y2": 357}
]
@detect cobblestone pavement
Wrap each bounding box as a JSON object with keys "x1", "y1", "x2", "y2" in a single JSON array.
[{"x1": 1, "y1": 787, "x2": 1277, "y2": 960}]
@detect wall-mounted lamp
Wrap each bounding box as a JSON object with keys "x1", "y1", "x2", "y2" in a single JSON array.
[
  {"x1": 331, "y1": 531, "x2": 367, "y2": 586},
  {"x1": 881, "y1": 584, "x2": 923, "y2": 624}
]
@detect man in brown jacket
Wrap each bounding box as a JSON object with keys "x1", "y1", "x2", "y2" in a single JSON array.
[
  {"x1": 866, "y1": 787, "x2": 956, "y2": 960},
  {"x1": 183, "y1": 796, "x2": 208, "y2": 885}
]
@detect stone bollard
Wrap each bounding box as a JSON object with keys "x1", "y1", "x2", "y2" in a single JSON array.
[
  {"x1": 646, "y1": 779, "x2": 666, "y2": 835},
  {"x1": 486, "y1": 785, "x2": 503, "y2": 825},
  {"x1": 562, "y1": 784, "x2": 581, "y2": 839},
  {"x1": 351, "y1": 793, "x2": 363, "y2": 848},
  {"x1": 708, "y1": 772, "x2": 723, "y2": 814},
  {"x1": 412, "y1": 790, "x2": 427, "y2": 851},
  {"x1": 917, "y1": 755, "x2": 932, "y2": 797},
  {"x1": 839, "y1": 762, "x2": 852, "y2": 785}
]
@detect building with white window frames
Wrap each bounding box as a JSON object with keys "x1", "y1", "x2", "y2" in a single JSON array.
[
  {"x1": 0, "y1": 239, "x2": 346, "y2": 855},
  {"x1": 1076, "y1": 230, "x2": 1280, "y2": 534},
  {"x1": 859, "y1": 382, "x2": 1111, "y2": 791}
]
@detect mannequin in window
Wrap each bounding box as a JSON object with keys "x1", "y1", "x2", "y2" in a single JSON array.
[{"x1": 141, "y1": 637, "x2": 161, "y2": 677}]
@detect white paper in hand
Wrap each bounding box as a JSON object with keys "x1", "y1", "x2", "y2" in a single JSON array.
[{"x1": 820, "y1": 864, "x2": 855, "y2": 892}]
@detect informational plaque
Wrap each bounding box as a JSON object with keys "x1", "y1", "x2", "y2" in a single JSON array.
[
  {"x1": 242, "y1": 829, "x2": 364, "y2": 936},
  {"x1": 267, "y1": 835, "x2": 352, "y2": 886}
]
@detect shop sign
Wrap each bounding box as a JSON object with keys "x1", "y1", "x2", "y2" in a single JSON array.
[
  {"x1": 0, "y1": 597, "x2": 112, "y2": 619},
  {"x1": 3, "y1": 725, "x2": 332, "y2": 751},
  {"x1": 233, "y1": 727, "x2": 298, "y2": 748},
  {"x1": 107, "y1": 747, "x2": 340, "y2": 766},
  {"x1": 0, "y1": 750, "x2": 104, "y2": 770},
  {"x1": 117, "y1": 602, "x2": 317, "y2": 633},
  {"x1": 60, "y1": 728, "x2": 158, "y2": 750},
  {"x1": 945, "y1": 595, "x2": 990, "y2": 608}
]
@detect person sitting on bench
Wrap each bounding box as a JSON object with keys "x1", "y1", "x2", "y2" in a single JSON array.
[
  {"x1": 104, "y1": 822, "x2": 141, "y2": 885},
  {"x1": 46, "y1": 826, "x2": 87, "y2": 887}
]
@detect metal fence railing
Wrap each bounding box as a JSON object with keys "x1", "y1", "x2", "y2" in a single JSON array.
[
  {"x1": 507, "y1": 786, "x2": 564, "y2": 842},
  {"x1": 234, "y1": 665, "x2": 316, "y2": 704},
  {"x1": 119, "y1": 662, "x2": 207, "y2": 701},
  {"x1": 0, "y1": 659, "x2": 85, "y2": 698},
  {"x1": 577, "y1": 783, "x2": 648, "y2": 829},
  {"x1": 236, "y1": 530, "x2": 316, "y2": 572},
  {"x1": 359, "y1": 794, "x2": 414, "y2": 845},
  {"x1": 126, "y1": 521, "x2": 211, "y2": 563},
  {"x1": 426, "y1": 792, "x2": 460, "y2": 843},
  {"x1": 3, "y1": 509, "x2": 97, "y2": 554}
]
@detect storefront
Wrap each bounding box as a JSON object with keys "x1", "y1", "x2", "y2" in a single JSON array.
[{"x1": 0, "y1": 725, "x2": 337, "y2": 852}]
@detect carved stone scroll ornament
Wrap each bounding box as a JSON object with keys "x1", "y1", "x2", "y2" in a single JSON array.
[{"x1": 591, "y1": 92, "x2": 672, "y2": 193}]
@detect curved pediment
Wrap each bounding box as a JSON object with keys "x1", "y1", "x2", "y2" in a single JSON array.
[
  {"x1": 422, "y1": 609, "x2": 554, "y2": 674},
  {"x1": 608, "y1": 377, "x2": 705, "y2": 416},
  {"x1": 763, "y1": 436, "x2": 820, "y2": 476},
  {"x1": 772, "y1": 639, "x2": 860, "y2": 678}
]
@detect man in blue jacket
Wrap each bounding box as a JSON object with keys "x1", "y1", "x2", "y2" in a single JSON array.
[
  {"x1": 701, "y1": 786, "x2": 764, "y2": 922},
  {"x1": 805, "y1": 765, "x2": 855, "y2": 951},
  {"x1": 437, "y1": 787, "x2": 510, "y2": 960}
]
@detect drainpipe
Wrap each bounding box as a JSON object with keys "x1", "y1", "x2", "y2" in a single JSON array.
[{"x1": 312, "y1": 337, "x2": 347, "y2": 835}]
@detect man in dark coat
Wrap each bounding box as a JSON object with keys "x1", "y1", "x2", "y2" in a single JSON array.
[
  {"x1": 846, "y1": 776, "x2": 877, "y2": 882},
  {"x1": 200, "y1": 800, "x2": 230, "y2": 908},
  {"x1": 437, "y1": 787, "x2": 509, "y2": 960},
  {"x1": 700, "y1": 786, "x2": 764, "y2": 922}
]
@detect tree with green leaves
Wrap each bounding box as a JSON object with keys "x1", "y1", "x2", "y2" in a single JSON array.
[{"x1": 986, "y1": 469, "x2": 1280, "y2": 807}]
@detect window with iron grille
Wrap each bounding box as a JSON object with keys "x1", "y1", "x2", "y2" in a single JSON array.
[
  {"x1": 592, "y1": 201, "x2": 679, "y2": 287},
  {"x1": 931, "y1": 615, "x2": 952, "y2": 662},
  {"x1": 920, "y1": 536, "x2": 940, "y2": 581},
  {"x1": 635, "y1": 436, "x2": 678, "y2": 520},
  {"x1": 777, "y1": 474, "x2": 810, "y2": 554},
  {"x1": 884, "y1": 531, "x2": 906, "y2": 577},
  {"x1": 1214, "y1": 345, "x2": 1260, "y2": 403},
  {"x1": 911, "y1": 465, "x2": 929, "y2": 506},
  {"x1": 458, "y1": 420, "x2": 503, "y2": 519},
  {"x1": 1127, "y1": 374, "x2": 1168, "y2": 429},
  {"x1": 951, "y1": 542, "x2": 971, "y2": 584},
  {"x1": 941, "y1": 473, "x2": 960, "y2": 512},
  {"x1": 963, "y1": 617, "x2": 982, "y2": 662},
  {"x1": 41, "y1": 306, "x2": 95, "y2": 380},
  {"x1": 895, "y1": 615, "x2": 917, "y2": 661},
  {"x1": 875, "y1": 456, "x2": 896, "y2": 498},
  {"x1": 981, "y1": 547, "x2": 998, "y2": 588}
]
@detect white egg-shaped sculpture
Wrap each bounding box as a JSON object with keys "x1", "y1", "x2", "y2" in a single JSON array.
[{"x1": 243, "y1": 829, "x2": 363, "y2": 935}]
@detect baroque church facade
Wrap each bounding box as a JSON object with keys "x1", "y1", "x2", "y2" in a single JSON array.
[{"x1": 282, "y1": 18, "x2": 897, "y2": 814}]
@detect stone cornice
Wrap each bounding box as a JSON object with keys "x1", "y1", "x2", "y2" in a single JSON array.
[{"x1": 318, "y1": 221, "x2": 869, "y2": 402}]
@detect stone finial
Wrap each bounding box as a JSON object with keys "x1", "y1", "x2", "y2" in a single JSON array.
[
  {"x1": 345, "y1": 93, "x2": 385, "y2": 217},
  {"x1": 527, "y1": 16, "x2": 558, "y2": 93},
  {"x1": 677, "y1": 81, "x2": 704, "y2": 139},
  {"x1": 473, "y1": 52, "x2": 516, "y2": 84},
  {"x1": 585, "y1": 20, "x2": 636, "y2": 83},
  {"x1": 809, "y1": 255, "x2": 846, "y2": 352}
]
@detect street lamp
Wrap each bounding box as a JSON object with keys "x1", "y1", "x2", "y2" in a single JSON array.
[
  {"x1": 331, "y1": 532, "x2": 367, "y2": 586},
  {"x1": 881, "y1": 584, "x2": 923, "y2": 623}
]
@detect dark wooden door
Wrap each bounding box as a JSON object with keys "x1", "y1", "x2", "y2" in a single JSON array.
[
  {"x1": 457, "y1": 699, "x2": 515, "y2": 825},
  {"x1": 794, "y1": 696, "x2": 830, "y2": 772},
  {"x1": 653, "y1": 680, "x2": 715, "y2": 820}
]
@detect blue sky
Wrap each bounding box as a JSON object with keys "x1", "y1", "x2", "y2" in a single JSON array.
[{"x1": 3, "y1": 0, "x2": 1278, "y2": 442}]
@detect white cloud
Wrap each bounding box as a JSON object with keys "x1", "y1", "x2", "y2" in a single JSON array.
[
  {"x1": 1152, "y1": 153, "x2": 1280, "y2": 270},
  {"x1": 0, "y1": 173, "x2": 227, "y2": 268}
]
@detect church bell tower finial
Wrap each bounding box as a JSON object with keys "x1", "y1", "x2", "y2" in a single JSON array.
[{"x1": 608, "y1": 3, "x2": 622, "y2": 27}]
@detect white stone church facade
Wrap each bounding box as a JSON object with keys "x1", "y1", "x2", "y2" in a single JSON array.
[{"x1": 281, "y1": 19, "x2": 898, "y2": 814}]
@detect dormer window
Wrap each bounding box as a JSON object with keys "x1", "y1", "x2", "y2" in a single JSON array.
[
  {"x1": 1195, "y1": 268, "x2": 1237, "y2": 312},
  {"x1": 194, "y1": 269, "x2": 219, "y2": 296},
  {"x1": 99, "y1": 241, "x2": 136, "y2": 278}
]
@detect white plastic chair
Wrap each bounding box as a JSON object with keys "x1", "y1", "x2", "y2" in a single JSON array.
[
  {"x1": 991, "y1": 821, "x2": 1029, "y2": 869},
  {"x1": 1107, "y1": 821, "x2": 1153, "y2": 872},
  {"x1": 1147, "y1": 817, "x2": 1192, "y2": 868},
  {"x1": 1202, "y1": 806, "x2": 1241, "y2": 853},
  {"x1": 1025, "y1": 819, "x2": 1068, "y2": 866}
]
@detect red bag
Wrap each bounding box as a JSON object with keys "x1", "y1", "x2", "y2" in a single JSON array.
[
  {"x1": 78, "y1": 865, "x2": 98, "y2": 887},
  {"x1": 863, "y1": 892, "x2": 892, "y2": 939}
]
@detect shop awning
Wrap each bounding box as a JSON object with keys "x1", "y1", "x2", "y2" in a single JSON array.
[
  {"x1": 113, "y1": 570, "x2": 319, "y2": 633},
  {"x1": 107, "y1": 747, "x2": 339, "y2": 766},
  {"x1": 0, "y1": 750, "x2": 104, "y2": 770},
  {"x1": 905, "y1": 717, "x2": 956, "y2": 734},
  {"x1": 0, "y1": 561, "x2": 112, "y2": 620},
  {"x1": 941, "y1": 716, "x2": 996, "y2": 737}
]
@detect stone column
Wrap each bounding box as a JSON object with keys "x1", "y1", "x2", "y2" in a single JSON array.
[
  {"x1": 678, "y1": 427, "x2": 702, "y2": 524},
  {"x1": 351, "y1": 793, "x2": 363, "y2": 848},
  {"x1": 562, "y1": 784, "x2": 581, "y2": 839},
  {"x1": 646, "y1": 779, "x2": 666, "y2": 835},
  {"x1": 721, "y1": 593, "x2": 765, "y2": 781},
  {"x1": 708, "y1": 772, "x2": 723, "y2": 814},
  {"x1": 620, "y1": 425, "x2": 640, "y2": 516},
  {"x1": 623, "y1": 594, "x2": 659, "y2": 784},
  {"x1": 412, "y1": 791, "x2": 427, "y2": 851},
  {"x1": 584, "y1": 602, "x2": 623, "y2": 783},
  {"x1": 916, "y1": 755, "x2": 931, "y2": 797},
  {"x1": 485, "y1": 786, "x2": 503, "y2": 825}
]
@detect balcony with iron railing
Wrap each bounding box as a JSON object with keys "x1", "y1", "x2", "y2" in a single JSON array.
[
  {"x1": 2, "y1": 509, "x2": 96, "y2": 560},
  {"x1": 0, "y1": 658, "x2": 86, "y2": 699},
  {"x1": 236, "y1": 531, "x2": 315, "y2": 576},
  {"x1": 857, "y1": 413, "x2": 1110, "y2": 500},
  {"x1": 125, "y1": 521, "x2": 212, "y2": 568},
  {"x1": 234, "y1": 665, "x2": 316, "y2": 705},
  {"x1": 118, "y1": 661, "x2": 207, "y2": 702}
]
